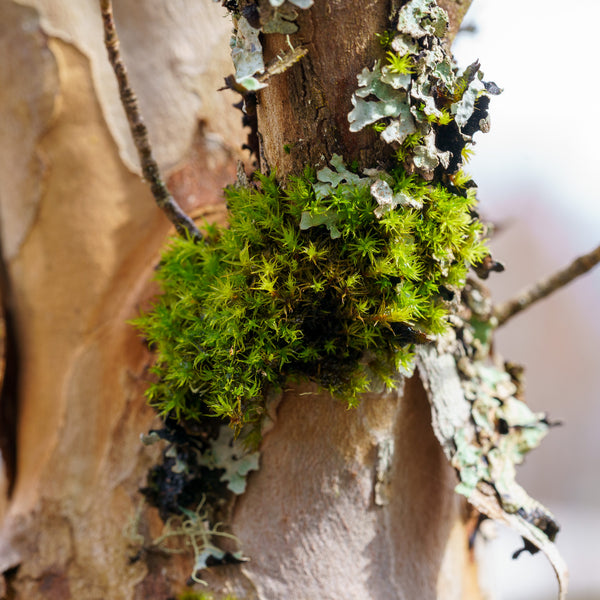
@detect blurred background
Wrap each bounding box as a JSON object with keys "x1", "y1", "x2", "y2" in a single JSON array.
[{"x1": 452, "y1": 1, "x2": 600, "y2": 598}]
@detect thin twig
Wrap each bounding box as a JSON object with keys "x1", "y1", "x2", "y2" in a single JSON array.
[
  {"x1": 494, "y1": 242, "x2": 600, "y2": 327},
  {"x1": 99, "y1": 0, "x2": 202, "y2": 241}
]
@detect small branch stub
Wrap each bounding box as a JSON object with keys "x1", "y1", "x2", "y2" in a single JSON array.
[
  {"x1": 494, "y1": 242, "x2": 600, "y2": 327},
  {"x1": 99, "y1": 0, "x2": 201, "y2": 241}
]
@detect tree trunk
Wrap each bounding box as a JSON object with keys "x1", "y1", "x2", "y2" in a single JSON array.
[{"x1": 0, "y1": 1, "x2": 481, "y2": 598}]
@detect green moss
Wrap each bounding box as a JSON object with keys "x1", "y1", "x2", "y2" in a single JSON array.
[
  {"x1": 178, "y1": 592, "x2": 239, "y2": 600},
  {"x1": 134, "y1": 161, "x2": 487, "y2": 434}
]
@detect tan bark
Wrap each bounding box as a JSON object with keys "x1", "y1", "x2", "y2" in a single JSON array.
[
  {"x1": 0, "y1": 0, "x2": 481, "y2": 598},
  {"x1": 233, "y1": 377, "x2": 480, "y2": 599},
  {"x1": 0, "y1": 2, "x2": 237, "y2": 597}
]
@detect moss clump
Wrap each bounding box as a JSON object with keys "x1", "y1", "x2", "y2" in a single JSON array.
[{"x1": 135, "y1": 161, "x2": 486, "y2": 433}]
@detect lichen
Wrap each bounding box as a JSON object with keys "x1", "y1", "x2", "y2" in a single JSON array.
[
  {"x1": 268, "y1": 0, "x2": 313, "y2": 8},
  {"x1": 141, "y1": 419, "x2": 256, "y2": 515},
  {"x1": 416, "y1": 277, "x2": 568, "y2": 599},
  {"x1": 230, "y1": 15, "x2": 266, "y2": 91},
  {"x1": 135, "y1": 418, "x2": 253, "y2": 582},
  {"x1": 454, "y1": 362, "x2": 551, "y2": 506},
  {"x1": 196, "y1": 426, "x2": 260, "y2": 494},
  {"x1": 218, "y1": 0, "x2": 312, "y2": 91},
  {"x1": 349, "y1": 0, "x2": 501, "y2": 179},
  {"x1": 126, "y1": 495, "x2": 245, "y2": 585}
]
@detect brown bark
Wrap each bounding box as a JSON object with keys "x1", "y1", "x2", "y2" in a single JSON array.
[
  {"x1": 233, "y1": 377, "x2": 481, "y2": 599},
  {"x1": 258, "y1": 1, "x2": 394, "y2": 176},
  {"x1": 0, "y1": 0, "x2": 481, "y2": 598}
]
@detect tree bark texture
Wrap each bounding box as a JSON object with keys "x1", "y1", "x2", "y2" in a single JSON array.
[{"x1": 0, "y1": 0, "x2": 481, "y2": 598}]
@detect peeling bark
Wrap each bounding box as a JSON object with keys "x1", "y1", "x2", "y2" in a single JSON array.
[
  {"x1": 13, "y1": 0, "x2": 241, "y2": 172},
  {"x1": 0, "y1": 1, "x2": 239, "y2": 597}
]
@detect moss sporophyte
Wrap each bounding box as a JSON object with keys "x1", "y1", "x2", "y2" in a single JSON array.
[{"x1": 134, "y1": 158, "x2": 488, "y2": 435}]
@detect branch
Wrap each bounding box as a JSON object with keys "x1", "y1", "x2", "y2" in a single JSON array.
[
  {"x1": 493, "y1": 242, "x2": 600, "y2": 327},
  {"x1": 99, "y1": 0, "x2": 202, "y2": 241}
]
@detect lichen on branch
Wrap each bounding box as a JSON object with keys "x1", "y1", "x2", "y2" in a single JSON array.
[{"x1": 348, "y1": 0, "x2": 500, "y2": 179}]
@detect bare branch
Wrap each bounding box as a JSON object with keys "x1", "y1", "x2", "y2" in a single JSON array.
[
  {"x1": 494, "y1": 242, "x2": 600, "y2": 327},
  {"x1": 99, "y1": 0, "x2": 202, "y2": 241}
]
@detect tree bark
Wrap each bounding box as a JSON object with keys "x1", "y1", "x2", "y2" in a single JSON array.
[
  {"x1": 258, "y1": 1, "x2": 393, "y2": 176},
  {"x1": 0, "y1": 0, "x2": 481, "y2": 598},
  {"x1": 258, "y1": 0, "x2": 472, "y2": 177}
]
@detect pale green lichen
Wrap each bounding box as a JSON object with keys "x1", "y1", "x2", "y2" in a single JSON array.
[
  {"x1": 349, "y1": 0, "x2": 500, "y2": 178},
  {"x1": 230, "y1": 16, "x2": 267, "y2": 91},
  {"x1": 380, "y1": 106, "x2": 417, "y2": 145},
  {"x1": 454, "y1": 361, "x2": 551, "y2": 506},
  {"x1": 313, "y1": 153, "x2": 366, "y2": 194},
  {"x1": 196, "y1": 426, "x2": 260, "y2": 494},
  {"x1": 154, "y1": 499, "x2": 245, "y2": 582},
  {"x1": 222, "y1": 0, "x2": 313, "y2": 90},
  {"x1": 417, "y1": 262, "x2": 566, "y2": 597},
  {"x1": 349, "y1": 62, "x2": 411, "y2": 132},
  {"x1": 396, "y1": 0, "x2": 449, "y2": 39},
  {"x1": 370, "y1": 178, "x2": 421, "y2": 218},
  {"x1": 125, "y1": 496, "x2": 246, "y2": 585},
  {"x1": 417, "y1": 338, "x2": 565, "y2": 596},
  {"x1": 261, "y1": 6, "x2": 299, "y2": 34},
  {"x1": 269, "y1": 0, "x2": 313, "y2": 8},
  {"x1": 136, "y1": 421, "x2": 254, "y2": 582}
]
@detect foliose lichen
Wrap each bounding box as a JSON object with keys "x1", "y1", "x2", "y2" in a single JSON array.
[
  {"x1": 229, "y1": 13, "x2": 266, "y2": 91},
  {"x1": 216, "y1": 0, "x2": 312, "y2": 91},
  {"x1": 454, "y1": 362, "x2": 551, "y2": 507},
  {"x1": 417, "y1": 278, "x2": 567, "y2": 597},
  {"x1": 140, "y1": 418, "x2": 259, "y2": 518},
  {"x1": 349, "y1": 0, "x2": 501, "y2": 179},
  {"x1": 134, "y1": 417, "x2": 253, "y2": 582}
]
